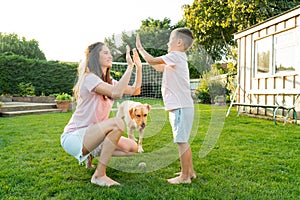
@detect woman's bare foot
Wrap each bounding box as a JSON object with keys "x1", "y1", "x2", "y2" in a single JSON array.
[
  {"x1": 167, "y1": 175, "x2": 191, "y2": 184},
  {"x1": 175, "y1": 171, "x2": 197, "y2": 179},
  {"x1": 91, "y1": 175, "x2": 121, "y2": 187}
]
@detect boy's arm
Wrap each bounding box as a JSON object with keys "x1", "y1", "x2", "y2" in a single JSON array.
[
  {"x1": 152, "y1": 64, "x2": 166, "y2": 72},
  {"x1": 136, "y1": 34, "x2": 165, "y2": 69}
]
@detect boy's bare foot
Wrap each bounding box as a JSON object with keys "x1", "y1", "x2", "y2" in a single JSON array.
[
  {"x1": 175, "y1": 172, "x2": 197, "y2": 179},
  {"x1": 167, "y1": 175, "x2": 191, "y2": 184},
  {"x1": 91, "y1": 175, "x2": 121, "y2": 187}
]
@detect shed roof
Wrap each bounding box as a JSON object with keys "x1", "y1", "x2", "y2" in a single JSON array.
[{"x1": 234, "y1": 5, "x2": 300, "y2": 39}]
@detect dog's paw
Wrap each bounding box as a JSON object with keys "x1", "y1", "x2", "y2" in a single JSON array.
[{"x1": 138, "y1": 146, "x2": 144, "y2": 153}]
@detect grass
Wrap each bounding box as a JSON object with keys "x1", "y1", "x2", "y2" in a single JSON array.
[{"x1": 0, "y1": 104, "x2": 299, "y2": 199}]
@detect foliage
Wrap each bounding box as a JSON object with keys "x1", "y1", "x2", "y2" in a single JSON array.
[
  {"x1": 0, "y1": 32, "x2": 46, "y2": 60},
  {"x1": 188, "y1": 43, "x2": 214, "y2": 77},
  {"x1": 0, "y1": 106, "x2": 299, "y2": 199},
  {"x1": 196, "y1": 63, "x2": 228, "y2": 103},
  {"x1": 208, "y1": 80, "x2": 226, "y2": 103},
  {"x1": 183, "y1": 0, "x2": 300, "y2": 61},
  {"x1": 214, "y1": 95, "x2": 225, "y2": 103},
  {"x1": 0, "y1": 54, "x2": 77, "y2": 96},
  {"x1": 105, "y1": 17, "x2": 203, "y2": 79},
  {"x1": 17, "y1": 82, "x2": 35, "y2": 96},
  {"x1": 196, "y1": 72, "x2": 211, "y2": 104},
  {"x1": 225, "y1": 61, "x2": 238, "y2": 102},
  {"x1": 196, "y1": 90, "x2": 211, "y2": 104},
  {"x1": 105, "y1": 17, "x2": 173, "y2": 62},
  {"x1": 110, "y1": 70, "x2": 123, "y2": 80},
  {"x1": 55, "y1": 93, "x2": 72, "y2": 102}
]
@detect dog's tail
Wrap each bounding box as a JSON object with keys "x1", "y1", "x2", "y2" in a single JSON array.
[{"x1": 116, "y1": 102, "x2": 124, "y2": 118}]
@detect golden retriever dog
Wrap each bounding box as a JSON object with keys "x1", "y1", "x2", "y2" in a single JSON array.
[
  {"x1": 85, "y1": 100, "x2": 151, "y2": 169},
  {"x1": 116, "y1": 100, "x2": 151, "y2": 153}
]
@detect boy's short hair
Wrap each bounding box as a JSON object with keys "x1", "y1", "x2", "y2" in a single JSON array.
[{"x1": 174, "y1": 28, "x2": 194, "y2": 51}]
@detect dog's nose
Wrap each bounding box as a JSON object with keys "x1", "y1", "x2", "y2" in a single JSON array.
[{"x1": 141, "y1": 122, "x2": 145, "y2": 129}]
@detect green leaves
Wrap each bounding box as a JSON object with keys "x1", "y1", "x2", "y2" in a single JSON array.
[
  {"x1": 183, "y1": 0, "x2": 299, "y2": 61},
  {"x1": 55, "y1": 92, "x2": 72, "y2": 101},
  {"x1": 0, "y1": 54, "x2": 77, "y2": 95},
  {"x1": 0, "y1": 32, "x2": 46, "y2": 60}
]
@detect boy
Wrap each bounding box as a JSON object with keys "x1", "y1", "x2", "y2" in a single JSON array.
[{"x1": 136, "y1": 28, "x2": 196, "y2": 184}]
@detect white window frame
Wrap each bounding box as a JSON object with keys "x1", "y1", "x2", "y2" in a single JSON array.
[
  {"x1": 254, "y1": 27, "x2": 300, "y2": 78},
  {"x1": 254, "y1": 36, "x2": 273, "y2": 78}
]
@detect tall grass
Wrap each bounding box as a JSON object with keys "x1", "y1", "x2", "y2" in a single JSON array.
[{"x1": 0, "y1": 104, "x2": 299, "y2": 199}]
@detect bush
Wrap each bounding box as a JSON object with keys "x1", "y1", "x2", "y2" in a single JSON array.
[
  {"x1": 0, "y1": 55, "x2": 77, "y2": 96},
  {"x1": 17, "y1": 82, "x2": 35, "y2": 96},
  {"x1": 196, "y1": 90, "x2": 211, "y2": 104},
  {"x1": 196, "y1": 68, "x2": 227, "y2": 104},
  {"x1": 208, "y1": 81, "x2": 226, "y2": 103}
]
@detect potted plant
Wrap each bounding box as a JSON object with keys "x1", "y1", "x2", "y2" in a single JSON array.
[{"x1": 55, "y1": 93, "x2": 72, "y2": 112}]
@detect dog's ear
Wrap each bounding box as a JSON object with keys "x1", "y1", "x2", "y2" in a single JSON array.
[
  {"x1": 145, "y1": 104, "x2": 151, "y2": 111},
  {"x1": 129, "y1": 107, "x2": 135, "y2": 119}
]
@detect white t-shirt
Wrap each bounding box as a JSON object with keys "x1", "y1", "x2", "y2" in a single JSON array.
[
  {"x1": 64, "y1": 73, "x2": 116, "y2": 132},
  {"x1": 160, "y1": 51, "x2": 194, "y2": 110}
]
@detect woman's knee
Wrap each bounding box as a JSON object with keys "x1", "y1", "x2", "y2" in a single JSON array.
[
  {"x1": 112, "y1": 117, "x2": 125, "y2": 133},
  {"x1": 130, "y1": 142, "x2": 138, "y2": 153}
]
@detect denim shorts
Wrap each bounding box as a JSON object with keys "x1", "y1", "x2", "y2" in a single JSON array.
[
  {"x1": 169, "y1": 107, "x2": 194, "y2": 143},
  {"x1": 60, "y1": 127, "x2": 90, "y2": 163}
]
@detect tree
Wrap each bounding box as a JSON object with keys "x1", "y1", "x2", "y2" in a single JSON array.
[
  {"x1": 105, "y1": 17, "x2": 173, "y2": 62},
  {"x1": 188, "y1": 43, "x2": 214, "y2": 78},
  {"x1": 183, "y1": 0, "x2": 299, "y2": 61},
  {"x1": 0, "y1": 32, "x2": 46, "y2": 60},
  {"x1": 105, "y1": 17, "x2": 205, "y2": 77}
]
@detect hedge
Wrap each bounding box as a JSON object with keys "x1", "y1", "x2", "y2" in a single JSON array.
[{"x1": 0, "y1": 54, "x2": 77, "y2": 96}]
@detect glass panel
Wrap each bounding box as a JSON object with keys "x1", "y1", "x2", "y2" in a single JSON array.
[
  {"x1": 275, "y1": 47, "x2": 295, "y2": 72},
  {"x1": 255, "y1": 37, "x2": 272, "y2": 74},
  {"x1": 274, "y1": 30, "x2": 297, "y2": 73}
]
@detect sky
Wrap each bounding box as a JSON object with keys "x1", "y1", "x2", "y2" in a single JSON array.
[{"x1": 1, "y1": 0, "x2": 194, "y2": 62}]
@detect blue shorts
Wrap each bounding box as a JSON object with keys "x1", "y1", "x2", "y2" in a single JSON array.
[
  {"x1": 60, "y1": 127, "x2": 91, "y2": 163},
  {"x1": 169, "y1": 107, "x2": 194, "y2": 143}
]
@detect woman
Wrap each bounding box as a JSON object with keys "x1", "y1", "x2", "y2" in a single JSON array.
[{"x1": 61, "y1": 42, "x2": 142, "y2": 187}]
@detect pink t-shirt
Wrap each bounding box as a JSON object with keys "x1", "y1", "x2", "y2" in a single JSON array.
[
  {"x1": 160, "y1": 51, "x2": 194, "y2": 110},
  {"x1": 64, "y1": 73, "x2": 117, "y2": 132}
]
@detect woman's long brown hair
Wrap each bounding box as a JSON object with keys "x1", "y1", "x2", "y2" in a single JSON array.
[{"x1": 73, "y1": 42, "x2": 112, "y2": 101}]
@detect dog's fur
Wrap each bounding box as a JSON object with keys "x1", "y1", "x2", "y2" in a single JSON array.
[
  {"x1": 85, "y1": 100, "x2": 151, "y2": 169},
  {"x1": 116, "y1": 100, "x2": 151, "y2": 153}
]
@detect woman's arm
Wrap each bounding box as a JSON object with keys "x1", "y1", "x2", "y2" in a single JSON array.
[{"x1": 94, "y1": 45, "x2": 135, "y2": 99}]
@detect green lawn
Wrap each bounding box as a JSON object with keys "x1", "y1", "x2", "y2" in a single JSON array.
[{"x1": 0, "y1": 104, "x2": 299, "y2": 199}]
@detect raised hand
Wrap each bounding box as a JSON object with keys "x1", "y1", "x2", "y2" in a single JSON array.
[
  {"x1": 136, "y1": 34, "x2": 143, "y2": 51},
  {"x1": 132, "y1": 48, "x2": 142, "y2": 69},
  {"x1": 125, "y1": 45, "x2": 134, "y2": 68}
]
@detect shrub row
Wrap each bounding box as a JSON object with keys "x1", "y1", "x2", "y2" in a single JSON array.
[{"x1": 0, "y1": 55, "x2": 77, "y2": 96}]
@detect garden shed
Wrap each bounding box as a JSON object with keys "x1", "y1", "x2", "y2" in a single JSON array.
[{"x1": 230, "y1": 6, "x2": 300, "y2": 123}]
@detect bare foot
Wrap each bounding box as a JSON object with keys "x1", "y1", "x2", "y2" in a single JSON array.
[
  {"x1": 91, "y1": 175, "x2": 121, "y2": 187},
  {"x1": 167, "y1": 175, "x2": 191, "y2": 184},
  {"x1": 175, "y1": 171, "x2": 197, "y2": 179}
]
